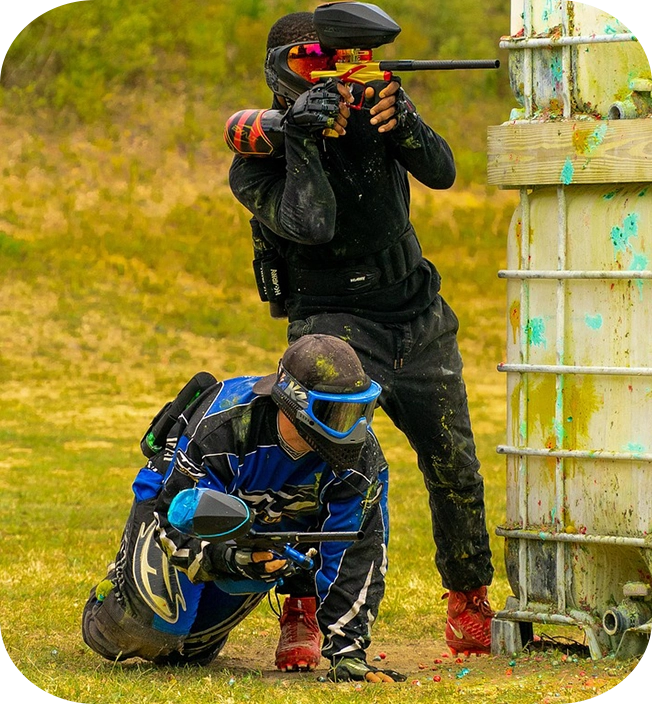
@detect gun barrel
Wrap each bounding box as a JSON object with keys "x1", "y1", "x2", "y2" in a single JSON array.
[
  {"x1": 380, "y1": 59, "x2": 500, "y2": 71},
  {"x1": 247, "y1": 530, "x2": 364, "y2": 544}
]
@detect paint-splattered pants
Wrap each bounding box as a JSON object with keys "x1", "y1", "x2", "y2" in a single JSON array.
[
  {"x1": 81, "y1": 497, "x2": 265, "y2": 664},
  {"x1": 287, "y1": 294, "x2": 494, "y2": 592}
]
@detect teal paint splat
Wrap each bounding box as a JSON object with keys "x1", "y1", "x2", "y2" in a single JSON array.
[
  {"x1": 526, "y1": 317, "x2": 547, "y2": 347},
  {"x1": 603, "y1": 190, "x2": 619, "y2": 200},
  {"x1": 630, "y1": 252, "x2": 649, "y2": 299},
  {"x1": 551, "y1": 54, "x2": 563, "y2": 84},
  {"x1": 585, "y1": 314, "x2": 603, "y2": 330},
  {"x1": 624, "y1": 442, "x2": 646, "y2": 456},
  {"x1": 604, "y1": 24, "x2": 619, "y2": 35},
  {"x1": 624, "y1": 212, "x2": 640, "y2": 238},
  {"x1": 630, "y1": 252, "x2": 649, "y2": 271},
  {"x1": 560, "y1": 158, "x2": 574, "y2": 185},
  {"x1": 611, "y1": 212, "x2": 640, "y2": 255},
  {"x1": 587, "y1": 124, "x2": 608, "y2": 153},
  {"x1": 542, "y1": 0, "x2": 553, "y2": 22},
  {"x1": 638, "y1": 187, "x2": 649, "y2": 197}
]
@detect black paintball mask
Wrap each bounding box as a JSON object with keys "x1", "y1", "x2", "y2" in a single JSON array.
[
  {"x1": 254, "y1": 335, "x2": 382, "y2": 473},
  {"x1": 265, "y1": 41, "x2": 339, "y2": 103}
]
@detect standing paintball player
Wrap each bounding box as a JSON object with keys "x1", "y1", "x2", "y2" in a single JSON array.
[
  {"x1": 82, "y1": 334, "x2": 405, "y2": 683},
  {"x1": 227, "y1": 2, "x2": 495, "y2": 668}
]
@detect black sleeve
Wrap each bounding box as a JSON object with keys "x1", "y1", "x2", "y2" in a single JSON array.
[
  {"x1": 387, "y1": 115, "x2": 456, "y2": 190},
  {"x1": 229, "y1": 122, "x2": 336, "y2": 245},
  {"x1": 314, "y1": 437, "x2": 389, "y2": 662}
]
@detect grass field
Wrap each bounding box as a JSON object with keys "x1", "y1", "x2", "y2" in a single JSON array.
[{"x1": 0, "y1": 94, "x2": 643, "y2": 703}]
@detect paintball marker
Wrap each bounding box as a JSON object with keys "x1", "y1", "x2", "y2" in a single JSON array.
[
  {"x1": 311, "y1": 2, "x2": 499, "y2": 92},
  {"x1": 168, "y1": 488, "x2": 363, "y2": 592}
]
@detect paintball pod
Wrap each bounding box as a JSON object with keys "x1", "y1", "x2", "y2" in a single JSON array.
[{"x1": 168, "y1": 488, "x2": 363, "y2": 590}]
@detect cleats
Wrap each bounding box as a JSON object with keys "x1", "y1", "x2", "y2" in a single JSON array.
[
  {"x1": 275, "y1": 597, "x2": 321, "y2": 672},
  {"x1": 443, "y1": 587, "x2": 494, "y2": 656}
]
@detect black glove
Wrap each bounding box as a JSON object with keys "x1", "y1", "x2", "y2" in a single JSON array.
[
  {"x1": 327, "y1": 657, "x2": 406, "y2": 683},
  {"x1": 224, "y1": 546, "x2": 296, "y2": 583},
  {"x1": 284, "y1": 79, "x2": 342, "y2": 134},
  {"x1": 393, "y1": 86, "x2": 420, "y2": 132}
]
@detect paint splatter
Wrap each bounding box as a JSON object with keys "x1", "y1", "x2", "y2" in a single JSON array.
[
  {"x1": 509, "y1": 300, "x2": 520, "y2": 344},
  {"x1": 638, "y1": 187, "x2": 649, "y2": 197},
  {"x1": 551, "y1": 54, "x2": 563, "y2": 85},
  {"x1": 573, "y1": 124, "x2": 608, "y2": 155},
  {"x1": 610, "y1": 213, "x2": 640, "y2": 254},
  {"x1": 630, "y1": 252, "x2": 649, "y2": 299},
  {"x1": 584, "y1": 314, "x2": 603, "y2": 330},
  {"x1": 526, "y1": 317, "x2": 547, "y2": 347},
  {"x1": 560, "y1": 157, "x2": 574, "y2": 185},
  {"x1": 624, "y1": 442, "x2": 646, "y2": 456}
]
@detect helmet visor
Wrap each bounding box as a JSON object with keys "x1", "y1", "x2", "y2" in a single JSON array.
[
  {"x1": 286, "y1": 42, "x2": 337, "y2": 83},
  {"x1": 307, "y1": 381, "x2": 382, "y2": 438}
]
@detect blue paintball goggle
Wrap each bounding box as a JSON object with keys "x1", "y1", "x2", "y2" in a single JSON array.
[{"x1": 272, "y1": 363, "x2": 382, "y2": 471}]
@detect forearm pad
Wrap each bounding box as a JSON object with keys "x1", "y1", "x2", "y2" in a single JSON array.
[{"x1": 224, "y1": 109, "x2": 285, "y2": 157}]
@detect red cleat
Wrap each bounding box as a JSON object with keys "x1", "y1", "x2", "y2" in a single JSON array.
[
  {"x1": 275, "y1": 597, "x2": 321, "y2": 672},
  {"x1": 443, "y1": 586, "x2": 494, "y2": 656}
]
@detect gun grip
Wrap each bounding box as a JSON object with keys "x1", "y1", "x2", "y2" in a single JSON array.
[{"x1": 363, "y1": 79, "x2": 394, "y2": 109}]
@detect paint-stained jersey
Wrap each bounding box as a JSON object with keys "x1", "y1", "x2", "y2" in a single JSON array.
[
  {"x1": 137, "y1": 376, "x2": 389, "y2": 661},
  {"x1": 228, "y1": 98, "x2": 456, "y2": 323}
]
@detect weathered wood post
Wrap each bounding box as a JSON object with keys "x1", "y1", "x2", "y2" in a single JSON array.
[{"x1": 488, "y1": 0, "x2": 652, "y2": 659}]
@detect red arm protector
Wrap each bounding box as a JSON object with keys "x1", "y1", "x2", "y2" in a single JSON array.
[{"x1": 223, "y1": 109, "x2": 285, "y2": 157}]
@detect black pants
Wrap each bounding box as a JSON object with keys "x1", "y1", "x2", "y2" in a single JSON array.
[{"x1": 287, "y1": 295, "x2": 494, "y2": 592}]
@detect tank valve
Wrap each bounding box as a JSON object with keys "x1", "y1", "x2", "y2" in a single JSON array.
[{"x1": 603, "y1": 583, "x2": 652, "y2": 636}]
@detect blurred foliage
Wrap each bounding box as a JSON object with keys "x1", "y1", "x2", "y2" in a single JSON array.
[{"x1": 0, "y1": 0, "x2": 514, "y2": 184}]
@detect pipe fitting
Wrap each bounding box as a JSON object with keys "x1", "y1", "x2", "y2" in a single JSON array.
[{"x1": 603, "y1": 598, "x2": 652, "y2": 636}]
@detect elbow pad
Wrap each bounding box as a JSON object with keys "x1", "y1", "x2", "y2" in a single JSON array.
[{"x1": 224, "y1": 109, "x2": 285, "y2": 157}]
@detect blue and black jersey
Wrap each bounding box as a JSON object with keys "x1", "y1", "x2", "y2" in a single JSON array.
[{"x1": 132, "y1": 375, "x2": 389, "y2": 662}]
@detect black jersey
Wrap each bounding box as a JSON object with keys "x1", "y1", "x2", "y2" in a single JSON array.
[{"x1": 229, "y1": 103, "x2": 456, "y2": 322}]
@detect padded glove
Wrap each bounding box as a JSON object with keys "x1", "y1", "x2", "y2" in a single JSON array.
[
  {"x1": 328, "y1": 657, "x2": 406, "y2": 683},
  {"x1": 284, "y1": 79, "x2": 342, "y2": 133},
  {"x1": 393, "y1": 86, "x2": 420, "y2": 131},
  {"x1": 225, "y1": 547, "x2": 296, "y2": 583}
]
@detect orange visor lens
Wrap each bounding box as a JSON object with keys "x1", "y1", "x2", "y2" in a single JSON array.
[{"x1": 287, "y1": 43, "x2": 337, "y2": 82}]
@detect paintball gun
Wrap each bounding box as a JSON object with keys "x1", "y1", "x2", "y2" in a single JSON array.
[
  {"x1": 312, "y1": 2, "x2": 499, "y2": 97},
  {"x1": 264, "y1": 2, "x2": 499, "y2": 128},
  {"x1": 168, "y1": 488, "x2": 363, "y2": 592}
]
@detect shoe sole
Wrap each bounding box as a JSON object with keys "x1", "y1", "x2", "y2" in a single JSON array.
[{"x1": 278, "y1": 661, "x2": 317, "y2": 672}]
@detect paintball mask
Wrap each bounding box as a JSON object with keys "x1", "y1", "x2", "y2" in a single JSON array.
[
  {"x1": 255, "y1": 334, "x2": 382, "y2": 472},
  {"x1": 273, "y1": 363, "x2": 381, "y2": 472},
  {"x1": 265, "y1": 42, "x2": 342, "y2": 102}
]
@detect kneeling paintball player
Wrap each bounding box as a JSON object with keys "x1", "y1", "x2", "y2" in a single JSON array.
[{"x1": 82, "y1": 334, "x2": 405, "y2": 683}]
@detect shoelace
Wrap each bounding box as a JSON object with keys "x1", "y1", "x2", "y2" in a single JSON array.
[{"x1": 470, "y1": 595, "x2": 495, "y2": 620}]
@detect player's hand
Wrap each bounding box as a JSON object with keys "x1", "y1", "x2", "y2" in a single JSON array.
[
  {"x1": 226, "y1": 548, "x2": 294, "y2": 582},
  {"x1": 286, "y1": 79, "x2": 348, "y2": 135},
  {"x1": 366, "y1": 80, "x2": 401, "y2": 133},
  {"x1": 327, "y1": 657, "x2": 406, "y2": 683}
]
